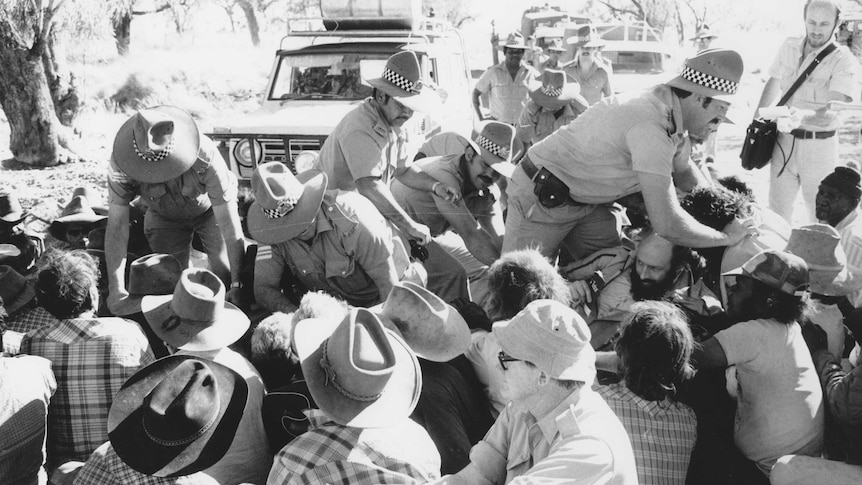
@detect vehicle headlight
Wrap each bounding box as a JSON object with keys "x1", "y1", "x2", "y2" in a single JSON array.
[
  {"x1": 233, "y1": 139, "x2": 263, "y2": 167},
  {"x1": 293, "y1": 150, "x2": 319, "y2": 174}
]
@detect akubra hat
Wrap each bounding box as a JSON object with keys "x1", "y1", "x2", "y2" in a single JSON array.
[
  {"x1": 108, "y1": 355, "x2": 247, "y2": 477},
  {"x1": 113, "y1": 105, "x2": 201, "y2": 184},
  {"x1": 142, "y1": 268, "x2": 250, "y2": 351},
  {"x1": 247, "y1": 162, "x2": 328, "y2": 245},
  {"x1": 112, "y1": 253, "x2": 184, "y2": 317},
  {"x1": 0, "y1": 193, "x2": 27, "y2": 224},
  {"x1": 48, "y1": 196, "x2": 108, "y2": 242},
  {"x1": 546, "y1": 38, "x2": 567, "y2": 53},
  {"x1": 690, "y1": 25, "x2": 718, "y2": 41},
  {"x1": 466, "y1": 121, "x2": 525, "y2": 178},
  {"x1": 366, "y1": 51, "x2": 442, "y2": 113},
  {"x1": 666, "y1": 48, "x2": 743, "y2": 102},
  {"x1": 785, "y1": 224, "x2": 853, "y2": 296},
  {"x1": 372, "y1": 281, "x2": 471, "y2": 362},
  {"x1": 294, "y1": 308, "x2": 421, "y2": 428},
  {"x1": 0, "y1": 265, "x2": 36, "y2": 316},
  {"x1": 502, "y1": 32, "x2": 531, "y2": 50},
  {"x1": 69, "y1": 187, "x2": 108, "y2": 216},
  {"x1": 529, "y1": 69, "x2": 589, "y2": 111},
  {"x1": 567, "y1": 25, "x2": 606, "y2": 48}
]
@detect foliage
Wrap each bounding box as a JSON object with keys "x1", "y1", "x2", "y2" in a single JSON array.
[{"x1": 423, "y1": 0, "x2": 477, "y2": 28}]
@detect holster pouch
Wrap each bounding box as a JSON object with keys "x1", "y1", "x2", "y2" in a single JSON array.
[{"x1": 533, "y1": 167, "x2": 571, "y2": 209}]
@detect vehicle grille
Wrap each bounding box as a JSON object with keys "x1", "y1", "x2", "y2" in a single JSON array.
[{"x1": 231, "y1": 136, "x2": 325, "y2": 178}]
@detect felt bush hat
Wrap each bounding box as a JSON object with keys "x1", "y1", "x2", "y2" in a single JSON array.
[
  {"x1": 0, "y1": 193, "x2": 27, "y2": 224},
  {"x1": 372, "y1": 281, "x2": 471, "y2": 362},
  {"x1": 48, "y1": 196, "x2": 108, "y2": 242},
  {"x1": 529, "y1": 69, "x2": 589, "y2": 111},
  {"x1": 723, "y1": 249, "x2": 809, "y2": 296},
  {"x1": 0, "y1": 265, "x2": 36, "y2": 316},
  {"x1": 65, "y1": 187, "x2": 108, "y2": 216},
  {"x1": 666, "y1": 48, "x2": 742, "y2": 102},
  {"x1": 494, "y1": 299, "x2": 596, "y2": 385},
  {"x1": 128, "y1": 254, "x2": 184, "y2": 296},
  {"x1": 142, "y1": 268, "x2": 250, "y2": 351},
  {"x1": 108, "y1": 355, "x2": 248, "y2": 477},
  {"x1": 785, "y1": 224, "x2": 852, "y2": 296},
  {"x1": 466, "y1": 121, "x2": 525, "y2": 178},
  {"x1": 113, "y1": 105, "x2": 201, "y2": 184},
  {"x1": 366, "y1": 51, "x2": 442, "y2": 113},
  {"x1": 247, "y1": 162, "x2": 328, "y2": 245},
  {"x1": 294, "y1": 307, "x2": 421, "y2": 428},
  {"x1": 546, "y1": 38, "x2": 567, "y2": 53},
  {"x1": 567, "y1": 25, "x2": 606, "y2": 48},
  {"x1": 502, "y1": 31, "x2": 531, "y2": 50}
]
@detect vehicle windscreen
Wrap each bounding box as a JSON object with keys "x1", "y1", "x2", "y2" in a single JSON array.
[
  {"x1": 604, "y1": 51, "x2": 666, "y2": 74},
  {"x1": 269, "y1": 52, "x2": 393, "y2": 100}
]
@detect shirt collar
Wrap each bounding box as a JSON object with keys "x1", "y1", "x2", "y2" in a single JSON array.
[
  {"x1": 534, "y1": 385, "x2": 585, "y2": 444},
  {"x1": 367, "y1": 98, "x2": 394, "y2": 136},
  {"x1": 835, "y1": 208, "x2": 860, "y2": 232}
]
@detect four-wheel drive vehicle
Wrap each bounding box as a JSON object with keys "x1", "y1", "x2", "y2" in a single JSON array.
[
  {"x1": 602, "y1": 40, "x2": 679, "y2": 94},
  {"x1": 208, "y1": 8, "x2": 473, "y2": 181}
]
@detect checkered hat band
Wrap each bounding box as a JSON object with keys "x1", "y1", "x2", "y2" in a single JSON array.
[
  {"x1": 681, "y1": 66, "x2": 737, "y2": 94},
  {"x1": 261, "y1": 198, "x2": 297, "y2": 219},
  {"x1": 541, "y1": 86, "x2": 563, "y2": 97},
  {"x1": 133, "y1": 136, "x2": 175, "y2": 163},
  {"x1": 382, "y1": 68, "x2": 420, "y2": 94},
  {"x1": 476, "y1": 136, "x2": 509, "y2": 159}
]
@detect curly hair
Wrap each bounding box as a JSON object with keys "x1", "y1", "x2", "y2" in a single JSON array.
[
  {"x1": 615, "y1": 301, "x2": 695, "y2": 402},
  {"x1": 251, "y1": 311, "x2": 301, "y2": 389},
  {"x1": 681, "y1": 185, "x2": 749, "y2": 231},
  {"x1": 484, "y1": 249, "x2": 571, "y2": 321},
  {"x1": 35, "y1": 249, "x2": 99, "y2": 320}
]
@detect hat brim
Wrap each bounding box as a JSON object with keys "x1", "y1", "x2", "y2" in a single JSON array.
[
  {"x1": 141, "y1": 295, "x2": 250, "y2": 351},
  {"x1": 108, "y1": 355, "x2": 248, "y2": 477},
  {"x1": 0, "y1": 212, "x2": 28, "y2": 224},
  {"x1": 49, "y1": 218, "x2": 108, "y2": 242},
  {"x1": 113, "y1": 106, "x2": 201, "y2": 184},
  {"x1": 294, "y1": 316, "x2": 421, "y2": 428},
  {"x1": 666, "y1": 76, "x2": 737, "y2": 103},
  {"x1": 494, "y1": 319, "x2": 596, "y2": 384},
  {"x1": 366, "y1": 78, "x2": 443, "y2": 113},
  {"x1": 3, "y1": 278, "x2": 35, "y2": 316},
  {"x1": 466, "y1": 137, "x2": 525, "y2": 179},
  {"x1": 810, "y1": 268, "x2": 853, "y2": 296},
  {"x1": 528, "y1": 82, "x2": 589, "y2": 111},
  {"x1": 247, "y1": 170, "x2": 328, "y2": 245}
]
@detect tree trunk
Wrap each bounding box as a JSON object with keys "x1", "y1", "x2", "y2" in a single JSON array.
[
  {"x1": 41, "y1": 30, "x2": 81, "y2": 127},
  {"x1": 0, "y1": 37, "x2": 64, "y2": 166},
  {"x1": 114, "y1": 12, "x2": 131, "y2": 56},
  {"x1": 237, "y1": 0, "x2": 260, "y2": 47}
]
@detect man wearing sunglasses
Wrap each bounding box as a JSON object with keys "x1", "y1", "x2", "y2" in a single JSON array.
[{"x1": 435, "y1": 299, "x2": 637, "y2": 484}]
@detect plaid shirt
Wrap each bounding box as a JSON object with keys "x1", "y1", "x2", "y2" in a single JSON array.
[
  {"x1": 7, "y1": 305, "x2": 59, "y2": 334},
  {"x1": 267, "y1": 409, "x2": 440, "y2": 484},
  {"x1": 74, "y1": 442, "x2": 219, "y2": 485},
  {"x1": 597, "y1": 382, "x2": 697, "y2": 485},
  {"x1": 20, "y1": 316, "x2": 155, "y2": 470}
]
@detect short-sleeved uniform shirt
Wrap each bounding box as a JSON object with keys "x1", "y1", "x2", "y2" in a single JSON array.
[
  {"x1": 517, "y1": 99, "x2": 579, "y2": 145},
  {"x1": 314, "y1": 98, "x2": 397, "y2": 191},
  {"x1": 527, "y1": 84, "x2": 687, "y2": 204},
  {"x1": 108, "y1": 136, "x2": 237, "y2": 219},
  {"x1": 714, "y1": 318, "x2": 824, "y2": 472},
  {"x1": 565, "y1": 57, "x2": 613, "y2": 106},
  {"x1": 475, "y1": 62, "x2": 538, "y2": 124},
  {"x1": 255, "y1": 190, "x2": 410, "y2": 307},
  {"x1": 390, "y1": 154, "x2": 498, "y2": 238},
  {"x1": 769, "y1": 37, "x2": 859, "y2": 131}
]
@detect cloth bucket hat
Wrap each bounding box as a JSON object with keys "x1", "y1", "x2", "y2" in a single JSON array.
[
  {"x1": 529, "y1": 69, "x2": 589, "y2": 111},
  {"x1": 723, "y1": 249, "x2": 809, "y2": 296},
  {"x1": 372, "y1": 281, "x2": 471, "y2": 362},
  {"x1": 49, "y1": 195, "x2": 108, "y2": 242},
  {"x1": 494, "y1": 299, "x2": 596, "y2": 384},
  {"x1": 294, "y1": 307, "x2": 421, "y2": 428},
  {"x1": 785, "y1": 224, "x2": 852, "y2": 296},
  {"x1": 0, "y1": 265, "x2": 36, "y2": 316},
  {"x1": 0, "y1": 193, "x2": 27, "y2": 224},
  {"x1": 142, "y1": 268, "x2": 250, "y2": 351},
  {"x1": 247, "y1": 162, "x2": 328, "y2": 245},
  {"x1": 466, "y1": 121, "x2": 524, "y2": 178},
  {"x1": 567, "y1": 25, "x2": 606, "y2": 48},
  {"x1": 666, "y1": 48, "x2": 742, "y2": 102},
  {"x1": 113, "y1": 105, "x2": 201, "y2": 184},
  {"x1": 366, "y1": 51, "x2": 442, "y2": 113},
  {"x1": 108, "y1": 355, "x2": 248, "y2": 477}
]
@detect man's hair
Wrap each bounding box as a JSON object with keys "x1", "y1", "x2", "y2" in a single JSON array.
[
  {"x1": 805, "y1": 0, "x2": 841, "y2": 23},
  {"x1": 291, "y1": 291, "x2": 349, "y2": 324},
  {"x1": 615, "y1": 301, "x2": 695, "y2": 401},
  {"x1": 751, "y1": 279, "x2": 810, "y2": 324},
  {"x1": 484, "y1": 249, "x2": 571, "y2": 320},
  {"x1": 251, "y1": 312, "x2": 301, "y2": 390},
  {"x1": 35, "y1": 249, "x2": 98, "y2": 320},
  {"x1": 681, "y1": 185, "x2": 748, "y2": 231},
  {"x1": 717, "y1": 175, "x2": 754, "y2": 199}
]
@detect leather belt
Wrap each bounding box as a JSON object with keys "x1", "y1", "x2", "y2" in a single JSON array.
[
  {"x1": 789, "y1": 129, "x2": 836, "y2": 140},
  {"x1": 519, "y1": 155, "x2": 585, "y2": 206}
]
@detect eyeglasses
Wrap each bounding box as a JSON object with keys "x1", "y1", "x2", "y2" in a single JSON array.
[{"x1": 498, "y1": 351, "x2": 523, "y2": 371}]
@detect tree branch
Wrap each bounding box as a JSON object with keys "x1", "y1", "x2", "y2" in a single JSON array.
[
  {"x1": 597, "y1": 0, "x2": 639, "y2": 19},
  {"x1": 132, "y1": 3, "x2": 172, "y2": 16}
]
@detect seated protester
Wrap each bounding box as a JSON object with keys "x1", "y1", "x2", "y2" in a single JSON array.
[
  {"x1": 693, "y1": 250, "x2": 824, "y2": 481},
  {"x1": 465, "y1": 249, "x2": 571, "y2": 416},
  {"x1": 73, "y1": 355, "x2": 241, "y2": 485},
  {"x1": 49, "y1": 192, "x2": 108, "y2": 250},
  {"x1": 415, "y1": 132, "x2": 471, "y2": 160},
  {"x1": 438, "y1": 300, "x2": 637, "y2": 484},
  {"x1": 0, "y1": 192, "x2": 44, "y2": 274},
  {"x1": 0, "y1": 264, "x2": 38, "y2": 353},
  {"x1": 516, "y1": 69, "x2": 588, "y2": 150},
  {"x1": 815, "y1": 162, "x2": 862, "y2": 307},
  {"x1": 20, "y1": 249, "x2": 155, "y2": 471},
  {"x1": 391, "y1": 122, "x2": 523, "y2": 304},
  {"x1": 595, "y1": 301, "x2": 698, "y2": 485},
  {"x1": 249, "y1": 162, "x2": 422, "y2": 314},
  {"x1": 142, "y1": 268, "x2": 271, "y2": 485},
  {"x1": 268, "y1": 308, "x2": 441, "y2": 484},
  {"x1": 0, "y1": 310, "x2": 57, "y2": 485}
]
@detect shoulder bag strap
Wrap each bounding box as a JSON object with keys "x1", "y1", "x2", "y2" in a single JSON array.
[{"x1": 776, "y1": 42, "x2": 838, "y2": 106}]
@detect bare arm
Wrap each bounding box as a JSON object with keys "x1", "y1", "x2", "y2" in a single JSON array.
[
  {"x1": 356, "y1": 176, "x2": 431, "y2": 244},
  {"x1": 756, "y1": 77, "x2": 782, "y2": 112},
  {"x1": 105, "y1": 203, "x2": 132, "y2": 314},
  {"x1": 395, "y1": 165, "x2": 461, "y2": 204},
  {"x1": 672, "y1": 158, "x2": 709, "y2": 193},
  {"x1": 476, "y1": 212, "x2": 504, "y2": 250},
  {"x1": 212, "y1": 201, "x2": 246, "y2": 300},
  {"x1": 472, "y1": 88, "x2": 486, "y2": 121},
  {"x1": 438, "y1": 200, "x2": 500, "y2": 266}
]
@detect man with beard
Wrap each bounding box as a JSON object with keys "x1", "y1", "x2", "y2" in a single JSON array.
[{"x1": 757, "y1": 0, "x2": 859, "y2": 224}]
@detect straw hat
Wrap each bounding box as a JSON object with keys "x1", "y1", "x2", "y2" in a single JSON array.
[
  {"x1": 666, "y1": 48, "x2": 742, "y2": 102},
  {"x1": 142, "y1": 268, "x2": 249, "y2": 351},
  {"x1": 366, "y1": 51, "x2": 442, "y2": 113},
  {"x1": 294, "y1": 308, "x2": 421, "y2": 428},
  {"x1": 108, "y1": 355, "x2": 247, "y2": 477},
  {"x1": 529, "y1": 69, "x2": 589, "y2": 111},
  {"x1": 48, "y1": 196, "x2": 108, "y2": 242},
  {"x1": 113, "y1": 105, "x2": 201, "y2": 184},
  {"x1": 0, "y1": 193, "x2": 27, "y2": 225},
  {"x1": 0, "y1": 265, "x2": 36, "y2": 316},
  {"x1": 785, "y1": 224, "x2": 852, "y2": 296},
  {"x1": 466, "y1": 121, "x2": 525, "y2": 178},
  {"x1": 246, "y1": 162, "x2": 328, "y2": 245},
  {"x1": 567, "y1": 25, "x2": 606, "y2": 48}
]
